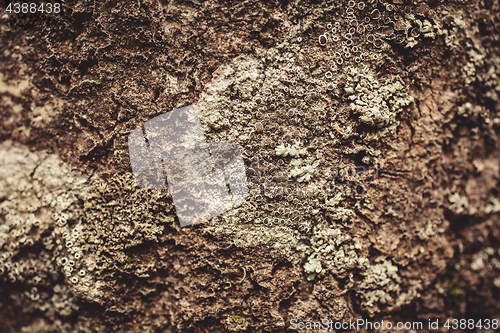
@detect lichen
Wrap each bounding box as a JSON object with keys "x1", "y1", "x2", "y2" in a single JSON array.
[
  {"x1": 347, "y1": 72, "x2": 413, "y2": 134},
  {"x1": 448, "y1": 192, "x2": 469, "y2": 214},
  {"x1": 300, "y1": 222, "x2": 364, "y2": 281},
  {"x1": 76, "y1": 173, "x2": 176, "y2": 283},
  {"x1": 289, "y1": 157, "x2": 320, "y2": 183},
  {"x1": 0, "y1": 140, "x2": 105, "y2": 329},
  {"x1": 357, "y1": 258, "x2": 401, "y2": 308},
  {"x1": 3, "y1": 0, "x2": 499, "y2": 330},
  {"x1": 485, "y1": 197, "x2": 500, "y2": 214},
  {"x1": 190, "y1": 0, "x2": 422, "y2": 311},
  {"x1": 225, "y1": 315, "x2": 248, "y2": 331}
]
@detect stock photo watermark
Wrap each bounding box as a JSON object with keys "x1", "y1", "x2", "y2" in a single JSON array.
[{"x1": 128, "y1": 105, "x2": 380, "y2": 226}]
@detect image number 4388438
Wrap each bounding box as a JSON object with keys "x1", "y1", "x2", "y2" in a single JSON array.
[
  {"x1": 5, "y1": 3, "x2": 61, "y2": 14},
  {"x1": 2, "y1": 2, "x2": 61, "y2": 32}
]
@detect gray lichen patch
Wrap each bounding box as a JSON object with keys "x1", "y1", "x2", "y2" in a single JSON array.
[
  {"x1": 0, "y1": 72, "x2": 31, "y2": 98},
  {"x1": 0, "y1": 140, "x2": 104, "y2": 327},
  {"x1": 357, "y1": 258, "x2": 400, "y2": 307},
  {"x1": 3, "y1": 0, "x2": 500, "y2": 330},
  {"x1": 0, "y1": 139, "x2": 178, "y2": 313},
  {"x1": 300, "y1": 223, "x2": 365, "y2": 280},
  {"x1": 289, "y1": 157, "x2": 318, "y2": 183}
]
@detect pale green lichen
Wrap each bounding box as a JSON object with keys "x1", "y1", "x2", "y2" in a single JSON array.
[
  {"x1": 325, "y1": 191, "x2": 346, "y2": 208},
  {"x1": 345, "y1": 70, "x2": 414, "y2": 136},
  {"x1": 275, "y1": 141, "x2": 307, "y2": 157},
  {"x1": 304, "y1": 257, "x2": 323, "y2": 281},
  {"x1": 485, "y1": 197, "x2": 500, "y2": 214},
  {"x1": 80, "y1": 173, "x2": 176, "y2": 265},
  {"x1": 300, "y1": 221, "x2": 421, "y2": 312},
  {"x1": 0, "y1": 140, "x2": 99, "y2": 318},
  {"x1": 418, "y1": 220, "x2": 436, "y2": 240},
  {"x1": 421, "y1": 19, "x2": 436, "y2": 38},
  {"x1": 225, "y1": 315, "x2": 248, "y2": 332},
  {"x1": 358, "y1": 258, "x2": 401, "y2": 307},
  {"x1": 405, "y1": 10, "x2": 467, "y2": 49}
]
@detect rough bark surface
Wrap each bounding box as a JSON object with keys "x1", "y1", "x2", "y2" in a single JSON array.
[{"x1": 1, "y1": 0, "x2": 500, "y2": 332}]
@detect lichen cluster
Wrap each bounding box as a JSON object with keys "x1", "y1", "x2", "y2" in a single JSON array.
[
  {"x1": 196, "y1": 0, "x2": 420, "y2": 311},
  {"x1": 77, "y1": 173, "x2": 176, "y2": 282},
  {"x1": 2, "y1": 0, "x2": 500, "y2": 330},
  {"x1": 300, "y1": 224, "x2": 365, "y2": 281},
  {"x1": 0, "y1": 140, "x2": 178, "y2": 326},
  {"x1": 0, "y1": 140, "x2": 104, "y2": 330}
]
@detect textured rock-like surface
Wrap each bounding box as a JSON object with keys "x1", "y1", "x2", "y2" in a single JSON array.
[{"x1": 1, "y1": 0, "x2": 500, "y2": 332}]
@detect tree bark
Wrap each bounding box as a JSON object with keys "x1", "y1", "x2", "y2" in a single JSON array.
[{"x1": 1, "y1": 0, "x2": 500, "y2": 331}]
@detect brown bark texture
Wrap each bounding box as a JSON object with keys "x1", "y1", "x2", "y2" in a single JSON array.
[{"x1": 1, "y1": 0, "x2": 500, "y2": 332}]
